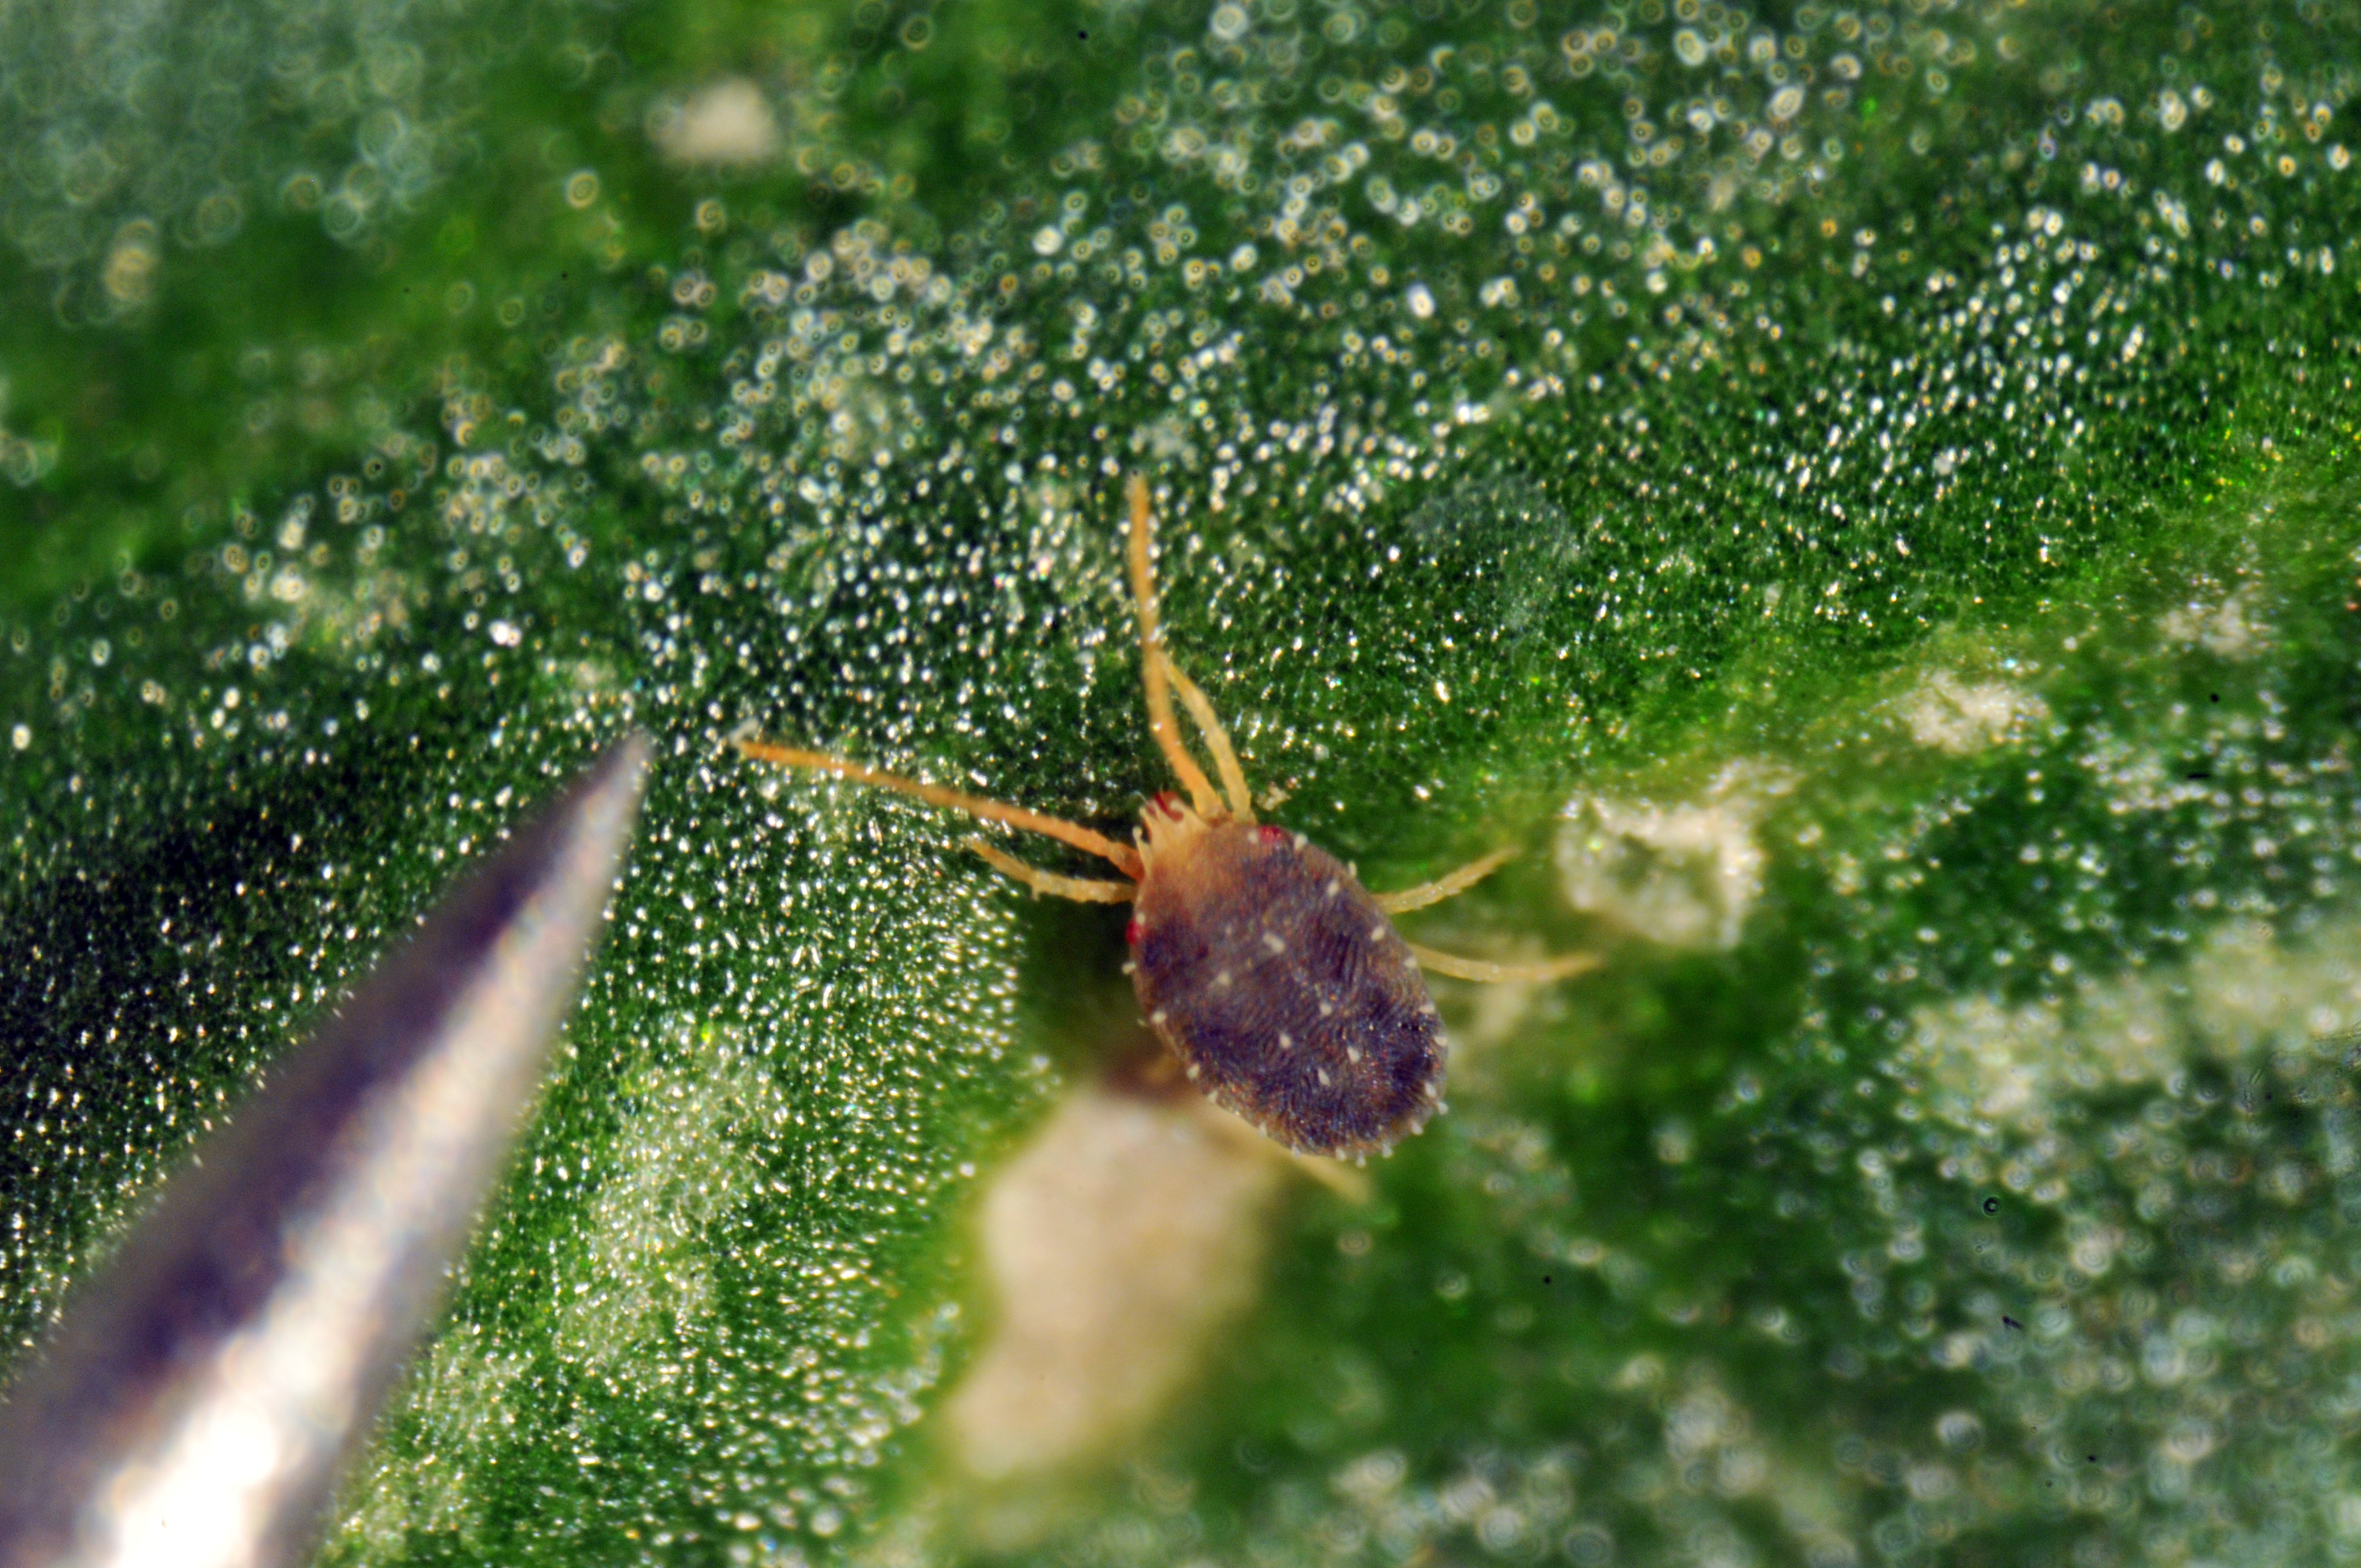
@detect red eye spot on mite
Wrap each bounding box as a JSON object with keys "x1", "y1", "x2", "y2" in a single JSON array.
[{"x1": 731, "y1": 475, "x2": 1597, "y2": 1159}]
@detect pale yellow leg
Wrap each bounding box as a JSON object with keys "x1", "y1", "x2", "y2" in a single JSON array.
[
  {"x1": 1126, "y1": 475, "x2": 1223, "y2": 818},
  {"x1": 1372, "y1": 846, "x2": 1517, "y2": 914},
  {"x1": 1185, "y1": 1097, "x2": 1372, "y2": 1200},
  {"x1": 735, "y1": 737, "x2": 1144, "y2": 880},
  {"x1": 965, "y1": 839, "x2": 1136, "y2": 902},
  {"x1": 1160, "y1": 652, "x2": 1255, "y2": 825},
  {"x1": 1406, "y1": 943, "x2": 1603, "y2": 984},
  {"x1": 1284, "y1": 1148, "x2": 1372, "y2": 1200}
]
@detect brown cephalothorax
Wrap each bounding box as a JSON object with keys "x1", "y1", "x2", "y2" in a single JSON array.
[{"x1": 735, "y1": 476, "x2": 1597, "y2": 1159}]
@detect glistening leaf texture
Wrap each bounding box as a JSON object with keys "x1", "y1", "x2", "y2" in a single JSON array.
[{"x1": 4, "y1": 0, "x2": 2361, "y2": 1564}]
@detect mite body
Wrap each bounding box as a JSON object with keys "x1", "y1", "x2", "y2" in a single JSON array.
[
  {"x1": 1132, "y1": 807, "x2": 1443, "y2": 1157},
  {"x1": 737, "y1": 477, "x2": 1593, "y2": 1158}
]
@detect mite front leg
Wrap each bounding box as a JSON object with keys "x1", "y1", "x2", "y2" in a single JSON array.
[
  {"x1": 1126, "y1": 475, "x2": 1224, "y2": 819},
  {"x1": 965, "y1": 839, "x2": 1138, "y2": 902}
]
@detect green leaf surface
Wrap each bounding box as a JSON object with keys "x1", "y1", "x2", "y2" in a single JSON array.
[{"x1": 6, "y1": 0, "x2": 2361, "y2": 1564}]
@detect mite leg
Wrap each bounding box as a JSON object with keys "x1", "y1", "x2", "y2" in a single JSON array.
[
  {"x1": 1159, "y1": 652, "x2": 1256, "y2": 825},
  {"x1": 965, "y1": 839, "x2": 1136, "y2": 902},
  {"x1": 1183, "y1": 1096, "x2": 1371, "y2": 1201},
  {"x1": 1405, "y1": 942, "x2": 1603, "y2": 984},
  {"x1": 1125, "y1": 475, "x2": 1223, "y2": 818},
  {"x1": 1372, "y1": 846, "x2": 1517, "y2": 914},
  {"x1": 735, "y1": 737, "x2": 1144, "y2": 880}
]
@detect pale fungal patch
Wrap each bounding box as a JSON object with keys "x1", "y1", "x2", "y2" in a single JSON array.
[
  {"x1": 1554, "y1": 762, "x2": 1791, "y2": 950},
  {"x1": 1311, "y1": 1368, "x2": 1851, "y2": 1568},
  {"x1": 1898, "y1": 916, "x2": 2361, "y2": 1135},
  {"x1": 552, "y1": 1025, "x2": 779, "y2": 1390},
  {"x1": 1897, "y1": 670, "x2": 2050, "y2": 754},
  {"x1": 2159, "y1": 582, "x2": 2268, "y2": 658},
  {"x1": 1901, "y1": 992, "x2": 2157, "y2": 1126},
  {"x1": 943, "y1": 1085, "x2": 1287, "y2": 1482},
  {"x1": 1652, "y1": 1370, "x2": 1861, "y2": 1563},
  {"x1": 2072, "y1": 727, "x2": 2221, "y2": 816},
  {"x1": 651, "y1": 78, "x2": 784, "y2": 166},
  {"x1": 344, "y1": 1025, "x2": 788, "y2": 1554},
  {"x1": 338, "y1": 1331, "x2": 526, "y2": 1553},
  {"x1": 2184, "y1": 916, "x2": 2361, "y2": 1046}
]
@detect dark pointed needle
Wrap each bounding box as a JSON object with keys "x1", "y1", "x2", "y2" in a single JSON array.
[{"x1": 0, "y1": 731, "x2": 651, "y2": 1568}]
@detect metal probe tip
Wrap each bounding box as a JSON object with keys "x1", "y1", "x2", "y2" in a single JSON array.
[{"x1": 0, "y1": 731, "x2": 651, "y2": 1568}]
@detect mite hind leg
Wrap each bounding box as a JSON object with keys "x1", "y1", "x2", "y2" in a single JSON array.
[
  {"x1": 965, "y1": 838, "x2": 1136, "y2": 902},
  {"x1": 1131, "y1": 1053, "x2": 1371, "y2": 1199},
  {"x1": 1182, "y1": 1095, "x2": 1372, "y2": 1200},
  {"x1": 1372, "y1": 846, "x2": 1518, "y2": 914},
  {"x1": 1380, "y1": 848, "x2": 1601, "y2": 979},
  {"x1": 1405, "y1": 943, "x2": 1604, "y2": 984}
]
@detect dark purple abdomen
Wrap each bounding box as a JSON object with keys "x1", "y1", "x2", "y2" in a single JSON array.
[{"x1": 1129, "y1": 823, "x2": 1444, "y2": 1157}]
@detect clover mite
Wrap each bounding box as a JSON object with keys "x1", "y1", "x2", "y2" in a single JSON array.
[{"x1": 735, "y1": 476, "x2": 1597, "y2": 1160}]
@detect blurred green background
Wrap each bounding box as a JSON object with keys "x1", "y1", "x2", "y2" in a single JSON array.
[{"x1": 6, "y1": 0, "x2": 2361, "y2": 1563}]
